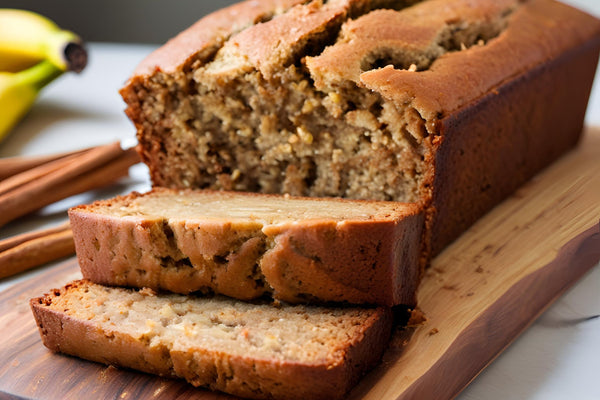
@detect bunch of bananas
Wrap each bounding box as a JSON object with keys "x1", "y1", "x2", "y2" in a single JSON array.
[{"x1": 0, "y1": 9, "x2": 87, "y2": 142}]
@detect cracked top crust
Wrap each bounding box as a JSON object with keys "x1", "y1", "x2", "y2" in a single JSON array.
[
  {"x1": 123, "y1": 0, "x2": 600, "y2": 118},
  {"x1": 354, "y1": 0, "x2": 600, "y2": 119},
  {"x1": 131, "y1": 0, "x2": 307, "y2": 76}
]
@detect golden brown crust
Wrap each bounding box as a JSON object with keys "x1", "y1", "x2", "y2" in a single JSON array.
[
  {"x1": 220, "y1": 0, "x2": 351, "y2": 79},
  {"x1": 30, "y1": 280, "x2": 393, "y2": 400},
  {"x1": 127, "y1": 0, "x2": 600, "y2": 117},
  {"x1": 428, "y1": 35, "x2": 600, "y2": 255},
  {"x1": 129, "y1": 0, "x2": 306, "y2": 77},
  {"x1": 355, "y1": 0, "x2": 600, "y2": 118},
  {"x1": 306, "y1": 0, "x2": 519, "y2": 94}
]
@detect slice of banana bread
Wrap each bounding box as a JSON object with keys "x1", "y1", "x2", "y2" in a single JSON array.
[
  {"x1": 120, "y1": 0, "x2": 600, "y2": 257},
  {"x1": 69, "y1": 188, "x2": 423, "y2": 306},
  {"x1": 30, "y1": 280, "x2": 392, "y2": 400}
]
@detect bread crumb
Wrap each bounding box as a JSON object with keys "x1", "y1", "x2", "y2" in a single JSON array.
[
  {"x1": 328, "y1": 92, "x2": 342, "y2": 104},
  {"x1": 407, "y1": 308, "x2": 427, "y2": 327},
  {"x1": 428, "y1": 328, "x2": 439, "y2": 336},
  {"x1": 139, "y1": 287, "x2": 157, "y2": 296},
  {"x1": 297, "y1": 126, "x2": 313, "y2": 144}
]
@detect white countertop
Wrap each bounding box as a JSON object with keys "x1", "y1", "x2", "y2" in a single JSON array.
[{"x1": 1, "y1": 1, "x2": 599, "y2": 398}]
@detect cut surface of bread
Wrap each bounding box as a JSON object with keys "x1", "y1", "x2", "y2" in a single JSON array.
[
  {"x1": 30, "y1": 280, "x2": 392, "y2": 400},
  {"x1": 77, "y1": 186, "x2": 418, "y2": 222},
  {"x1": 69, "y1": 188, "x2": 423, "y2": 306},
  {"x1": 120, "y1": 0, "x2": 600, "y2": 256}
]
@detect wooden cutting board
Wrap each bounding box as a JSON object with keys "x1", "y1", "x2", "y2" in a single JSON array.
[{"x1": 1, "y1": 127, "x2": 599, "y2": 400}]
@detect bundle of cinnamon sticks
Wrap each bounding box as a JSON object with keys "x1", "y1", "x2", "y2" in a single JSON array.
[{"x1": 0, "y1": 142, "x2": 140, "y2": 279}]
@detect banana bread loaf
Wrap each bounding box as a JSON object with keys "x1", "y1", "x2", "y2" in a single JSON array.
[
  {"x1": 120, "y1": 0, "x2": 600, "y2": 257},
  {"x1": 30, "y1": 280, "x2": 392, "y2": 400},
  {"x1": 69, "y1": 188, "x2": 423, "y2": 306}
]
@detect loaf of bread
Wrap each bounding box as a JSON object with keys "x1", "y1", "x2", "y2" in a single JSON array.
[
  {"x1": 69, "y1": 188, "x2": 423, "y2": 306},
  {"x1": 120, "y1": 0, "x2": 600, "y2": 257},
  {"x1": 30, "y1": 280, "x2": 392, "y2": 400}
]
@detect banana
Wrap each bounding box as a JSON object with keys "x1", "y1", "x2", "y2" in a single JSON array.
[
  {"x1": 0, "y1": 60, "x2": 63, "y2": 142},
  {"x1": 0, "y1": 9, "x2": 87, "y2": 73}
]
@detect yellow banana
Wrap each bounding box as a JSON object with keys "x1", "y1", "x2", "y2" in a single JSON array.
[
  {"x1": 0, "y1": 60, "x2": 63, "y2": 142},
  {"x1": 0, "y1": 9, "x2": 87, "y2": 73}
]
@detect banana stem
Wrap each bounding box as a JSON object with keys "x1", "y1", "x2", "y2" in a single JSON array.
[
  {"x1": 14, "y1": 60, "x2": 63, "y2": 90},
  {"x1": 64, "y1": 41, "x2": 87, "y2": 73},
  {"x1": 46, "y1": 29, "x2": 88, "y2": 72}
]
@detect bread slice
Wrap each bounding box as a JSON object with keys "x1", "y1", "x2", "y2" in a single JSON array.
[
  {"x1": 30, "y1": 280, "x2": 392, "y2": 400},
  {"x1": 69, "y1": 188, "x2": 423, "y2": 306}
]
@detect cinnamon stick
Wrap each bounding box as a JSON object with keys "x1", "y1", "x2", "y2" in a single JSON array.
[
  {"x1": 0, "y1": 229, "x2": 74, "y2": 279},
  {"x1": 0, "y1": 221, "x2": 71, "y2": 253},
  {"x1": 0, "y1": 144, "x2": 139, "y2": 227},
  {"x1": 47, "y1": 148, "x2": 140, "y2": 202},
  {"x1": 0, "y1": 147, "x2": 88, "y2": 181},
  {"x1": 0, "y1": 152, "x2": 84, "y2": 196}
]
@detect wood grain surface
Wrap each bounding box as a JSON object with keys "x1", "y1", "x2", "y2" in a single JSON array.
[{"x1": 1, "y1": 127, "x2": 599, "y2": 400}]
